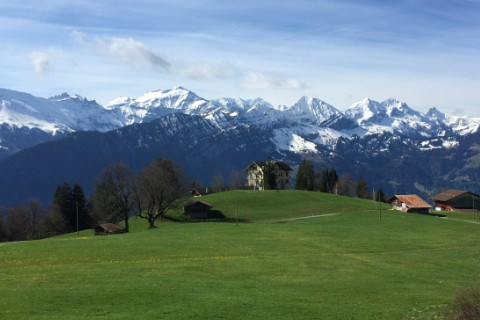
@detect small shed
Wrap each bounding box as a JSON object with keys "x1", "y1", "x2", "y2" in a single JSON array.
[
  {"x1": 388, "y1": 194, "x2": 432, "y2": 214},
  {"x1": 430, "y1": 189, "x2": 480, "y2": 212},
  {"x1": 94, "y1": 223, "x2": 126, "y2": 235},
  {"x1": 183, "y1": 200, "x2": 213, "y2": 219}
]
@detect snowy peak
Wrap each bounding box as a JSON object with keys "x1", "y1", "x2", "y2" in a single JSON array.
[
  {"x1": 345, "y1": 98, "x2": 387, "y2": 125},
  {"x1": 0, "y1": 88, "x2": 120, "y2": 133},
  {"x1": 287, "y1": 96, "x2": 342, "y2": 123},
  {"x1": 382, "y1": 99, "x2": 420, "y2": 118}
]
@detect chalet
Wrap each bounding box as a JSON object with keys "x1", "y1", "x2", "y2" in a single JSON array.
[
  {"x1": 183, "y1": 200, "x2": 213, "y2": 219},
  {"x1": 430, "y1": 190, "x2": 480, "y2": 212},
  {"x1": 94, "y1": 223, "x2": 126, "y2": 235},
  {"x1": 388, "y1": 194, "x2": 432, "y2": 214},
  {"x1": 244, "y1": 161, "x2": 292, "y2": 190}
]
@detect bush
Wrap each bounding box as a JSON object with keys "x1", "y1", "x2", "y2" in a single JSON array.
[{"x1": 444, "y1": 285, "x2": 480, "y2": 320}]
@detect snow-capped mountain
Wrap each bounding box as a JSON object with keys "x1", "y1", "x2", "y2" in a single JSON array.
[
  {"x1": 1, "y1": 86, "x2": 480, "y2": 160},
  {"x1": 0, "y1": 88, "x2": 121, "y2": 133}
]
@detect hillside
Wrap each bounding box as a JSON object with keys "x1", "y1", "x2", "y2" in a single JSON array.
[{"x1": 1, "y1": 191, "x2": 479, "y2": 319}]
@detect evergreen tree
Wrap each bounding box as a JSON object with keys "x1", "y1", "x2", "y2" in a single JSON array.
[
  {"x1": 53, "y1": 182, "x2": 91, "y2": 232},
  {"x1": 320, "y1": 168, "x2": 330, "y2": 192},
  {"x1": 295, "y1": 159, "x2": 314, "y2": 191},
  {"x1": 295, "y1": 161, "x2": 305, "y2": 190},
  {"x1": 374, "y1": 188, "x2": 386, "y2": 202},
  {"x1": 328, "y1": 168, "x2": 338, "y2": 194},
  {"x1": 356, "y1": 176, "x2": 369, "y2": 199},
  {"x1": 263, "y1": 160, "x2": 277, "y2": 190},
  {"x1": 72, "y1": 184, "x2": 92, "y2": 230}
]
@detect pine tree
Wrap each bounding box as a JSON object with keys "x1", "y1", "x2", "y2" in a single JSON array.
[
  {"x1": 263, "y1": 161, "x2": 277, "y2": 190},
  {"x1": 374, "y1": 188, "x2": 386, "y2": 202},
  {"x1": 320, "y1": 168, "x2": 329, "y2": 192},
  {"x1": 328, "y1": 168, "x2": 338, "y2": 193},
  {"x1": 53, "y1": 182, "x2": 91, "y2": 232},
  {"x1": 72, "y1": 184, "x2": 92, "y2": 230},
  {"x1": 295, "y1": 159, "x2": 314, "y2": 191}
]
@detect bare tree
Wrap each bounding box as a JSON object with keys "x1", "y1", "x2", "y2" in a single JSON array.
[
  {"x1": 92, "y1": 163, "x2": 136, "y2": 232},
  {"x1": 337, "y1": 173, "x2": 357, "y2": 197},
  {"x1": 40, "y1": 204, "x2": 68, "y2": 238},
  {"x1": 27, "y1": 200, "x2": 44, "y2": 240},
  {"x1": 5, "y1": 205, "x2": 29, "y2": 241},
  {"x1": 211, "y1": 173, "x2": 224, "y2": 192},
  {"x1": 229, "y1": 170, "x2": 245, "y2": 189},
  {"x1": 134, "y1": 158, "x2": 186, "y2": 229}
]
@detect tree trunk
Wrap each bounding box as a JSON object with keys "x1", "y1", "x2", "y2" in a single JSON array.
[
  {"x1": 148, "y1": 218, "x2": 156, "y2": 229},
  {"x1": 124, "y1": 215, "x2": 129, "y2": 233}
]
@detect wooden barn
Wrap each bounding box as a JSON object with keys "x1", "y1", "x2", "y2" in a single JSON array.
[
  {"x1": 94, "y1": 223, "x2": 126, "y2": 235},
  {"x1": 430, "y1": 190, "x2": 480, "y2": 212},
  {"x1": 388, "y1": 194, "x2": 432, "y2": 214},
  {"x1": 183, "y1": 200, "x2": 213, "y2": 219}
]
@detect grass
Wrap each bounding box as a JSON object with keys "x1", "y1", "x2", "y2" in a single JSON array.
[
  {"x1": 1, "y1": 191, "x2": 479, "y2": 319},
  {"x1": 170, "y1": 190, "x2": 389, "y2": 222}
]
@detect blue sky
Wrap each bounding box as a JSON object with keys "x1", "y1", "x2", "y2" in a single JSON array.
[{"x1": 1, "y1": 0, "x2": 480, "y2": 115}]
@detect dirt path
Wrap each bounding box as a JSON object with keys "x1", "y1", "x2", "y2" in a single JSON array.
[
  {"x1": 254, "y1": 212, "x2": 343, "y2": 224},
  {"x1": 442, "y1": 217, "x2": 480, "y2": 225}
]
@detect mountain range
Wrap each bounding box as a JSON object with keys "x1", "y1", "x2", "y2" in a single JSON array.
[{"x1": 1, "y1": 86, "x2": 479, "y2": 206}]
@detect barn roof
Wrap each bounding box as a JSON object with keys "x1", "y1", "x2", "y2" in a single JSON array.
[
  {"x1": 96, "y1": 223, "x2": 125, "y2": 232},
  {"x1": 392, "y1": 194, "x2": 432, "y2": 209},
  {"x1": 430, "y1": 189, "x2": 479, "y2": 202},
  {"x1": 184, "y1": 200, "x2": 213, "y2": 209}
]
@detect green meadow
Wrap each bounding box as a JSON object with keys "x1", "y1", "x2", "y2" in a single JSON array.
[{"x1": 1, "y1": 191, "x2": 479, "y2": 319}]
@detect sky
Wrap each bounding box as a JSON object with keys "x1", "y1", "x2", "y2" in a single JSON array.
[{"x1": 1, "y1": 0, "x2": 480, "y2": 116}]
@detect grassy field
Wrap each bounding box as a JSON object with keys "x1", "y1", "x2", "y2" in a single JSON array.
[
  {"x1": 1, "y1": 191, "x2": 479, "y2": 319},
  {"x1": 169, "y1": 190, "x2": 388, "y2": 222}
]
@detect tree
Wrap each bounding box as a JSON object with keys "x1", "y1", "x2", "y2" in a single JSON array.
[
  {"x1": 211, "y1": 173, "x2": 224, "y2": 193},
  {"x1": 337, "y1": 173, "x2": 357, "y2": 197},
  {"x1": 26, "y1": 200, "x2": 44, "y2": 240},
  {"x1": 229, "y1": 170, "x2": 245, "y2": 189},
  {"x1": 263, "y1": 160, "x2": 277, "y2": 190},
  {"x1": 40, "y1": 204, "x2": 68, "y2": 238},
  {"x1": 53, "y1": 182, "x2": 91, "y2": 232},
  {"x1": 92, "y1": 163, "x2": 136, "y2": 233},
  {"x1": 134, "y1": 158, "x2": 186, "y2": 228},
  {"x1": 320, "y1": 168, "x2": 330, "y2": 192},
  {"x1": 295, "y1": 159, "x2": 314, "y2": 191},
  {"x1": 356, "y1": 176, "x2": 369, "y2": 199},
  {"x1": 374, "y1": 188, "x2": 386, "y2": 202},
  {"x1": 328, "y1": 168, "x2": 338, "y2": 194}
]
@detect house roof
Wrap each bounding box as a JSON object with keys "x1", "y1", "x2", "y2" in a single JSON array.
[
  {"x1": 392, "y1": 194, "x2": 432, "y2": 209},
  {"x1": 96, "y1": 223, "x2": 125, "y2": 232},
  {"x1": 430, "y1": 189, "x2": 479, "y2": 202},
  {"x1": 244, "y1": 161, "x2": 292, "y2": 172},
  {"x1": 184, "y1": 200, "x2": 213, "y2": 209}
]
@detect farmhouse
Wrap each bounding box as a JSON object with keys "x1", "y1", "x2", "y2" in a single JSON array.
[
  {"x1": 183, "y1": 200, "x2": 213, "y2": 219},
  {"x1": 388, "y1": 194, "x2": 432, "y2": 214},
  {"x1": 245, "y1": 160, "x2": 292, "y2": 190},
  {"x1": 94, "y1": 223, "x2": 126, "y2": 235},
  {"x1": 430, "y1": 189, "x2": 480, "y2": 212}
]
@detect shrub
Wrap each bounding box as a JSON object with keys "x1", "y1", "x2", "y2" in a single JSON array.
[{"x1": 444, "y1": 285, "x2": 480, "y2": 320}]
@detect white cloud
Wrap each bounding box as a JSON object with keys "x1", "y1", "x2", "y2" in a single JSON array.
[
  {"x1": 28, "y1": 52, "x2": 50, "y2": 75},
  {"x1": 27, "y1": 49, "x2": 74, "y2": 75},
  {"x1": 71, "y1": 31, "x2": 234, "y2": 80},
  {"x1": 72, "y1": 31, "x2": 170, "y2": 71},
  {"x1": 241, "y1": 71, "x2": 308, "y2": 90}
]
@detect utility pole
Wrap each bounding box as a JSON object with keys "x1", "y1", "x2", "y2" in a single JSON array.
[
  {"x1": 236, "y1": 199, "x2": 239, "y2": 226},
  {"x1": 76, "y1": 201, "x2": 79, "y2": 237}
]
